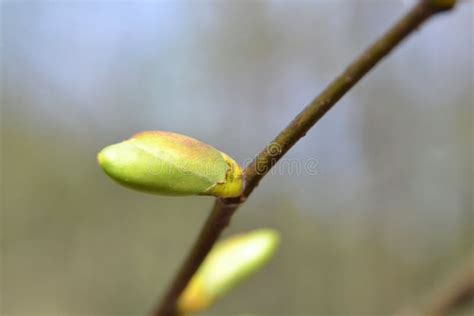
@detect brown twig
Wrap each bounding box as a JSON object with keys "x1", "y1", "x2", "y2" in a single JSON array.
[
  {"x1": 153, "y1": 1, "x2": 456, "y2": 315},
  {"x1": 425, "y1": 257, "x2": 474, "y2": 316},
  {"x1": 395, "y1": 255, "x2": 474, "y2": 316}
]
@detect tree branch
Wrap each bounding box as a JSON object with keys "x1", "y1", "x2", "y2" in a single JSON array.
[
  {"x1": 424, "y1": 257, "x2": 474, "y2": 315},
  {"x1": 395, "y1": 255, "x2": 474, "y2": 316},
  {"x1": 153, "y1": 1, "x2": 456, "y2": 315}
]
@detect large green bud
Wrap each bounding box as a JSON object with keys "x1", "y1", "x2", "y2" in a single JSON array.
[
  {"x1": 97, "y1": 131, "x2": 243, "y2": 198},
  {"x1": 178, "y1": 229, "x2": 280, "y2": 314}
]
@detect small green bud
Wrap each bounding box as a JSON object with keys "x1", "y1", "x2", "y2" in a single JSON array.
[
  {"x1": 178, "y1": 229, "x2": 280, "y2": 314},
  {"x1": 97, "y1": 131, "x2": 243, "y2": 197}
]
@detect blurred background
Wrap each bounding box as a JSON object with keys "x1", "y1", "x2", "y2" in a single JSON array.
[{"x1": 1, "y1": 1, "x2": 473, "y2": 315}]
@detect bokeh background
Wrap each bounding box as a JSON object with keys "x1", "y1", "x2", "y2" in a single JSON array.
[{"x1": 1, "y1": 1, "x2": 473, "y2": 315}]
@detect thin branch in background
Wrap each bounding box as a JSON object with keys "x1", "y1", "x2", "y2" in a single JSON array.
[
  {"x1": 154, "y1": 1, "x2": 457, "y2": 315},
  {"x1": 395, "y1": 255, "x2": 474, "y2": 316},
  {"x1": 425, "y1": 257, "x2": 474, "y2": 315}
]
